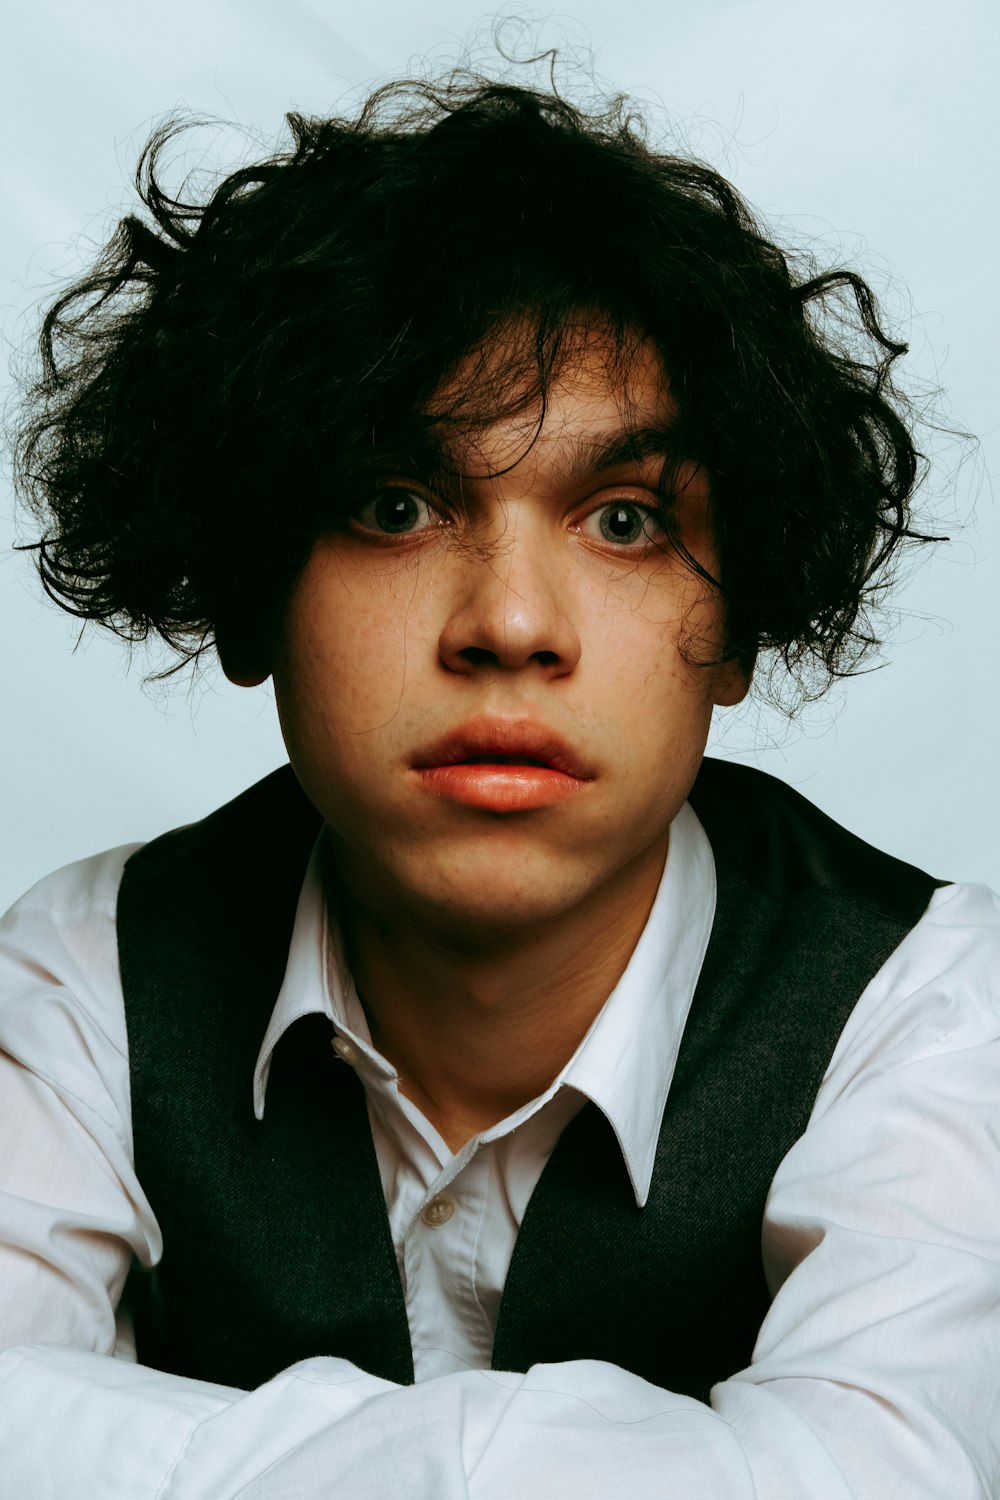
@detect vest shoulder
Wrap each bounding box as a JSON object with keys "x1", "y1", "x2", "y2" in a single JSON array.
[
  {"x1": 122, "y1": 765, "x2": 319, "y2": 881},
  {"x1": 689, "y1": 757, "x2": 944, "y2": 924}
]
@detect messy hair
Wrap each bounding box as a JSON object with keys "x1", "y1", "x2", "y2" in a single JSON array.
[{"x1": 13, "y1": 73, "x2": 932, "y2": 693}]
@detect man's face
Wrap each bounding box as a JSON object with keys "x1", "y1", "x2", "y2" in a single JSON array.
[{"x1": 263, "y1": 328, "x2": 746, "y2": 937}]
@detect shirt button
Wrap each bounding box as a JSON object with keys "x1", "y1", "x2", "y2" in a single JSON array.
[
  {"x1": 331, "y1": 1036, "x2": 358, "y2": 1065},
  {"x1": 420, "y1": 1194, "x2": 456, "y2": 1228}
]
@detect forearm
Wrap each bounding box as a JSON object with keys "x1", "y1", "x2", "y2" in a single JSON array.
[
  {"x1": 0, "y1": 1343, "x2": 400, "y2": 1500},
  {"x1": 3, "y1": 1330, "x2": 995, "y2": 1500},
  {"x1": 0, "y1": 1345, "x2": 781, "y2": 1500},
  {"x1": 0, "y1": 1344, "x2": 233, "y2": 1500}
]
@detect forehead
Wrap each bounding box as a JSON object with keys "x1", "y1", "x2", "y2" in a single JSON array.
[{"x1": 425, "y1": 322, "x2": 677, "y2": 480}]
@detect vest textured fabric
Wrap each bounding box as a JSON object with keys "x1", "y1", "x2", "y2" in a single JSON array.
[{"x1": 118, "y1": 760, "x2": 942, "y2": 1399}]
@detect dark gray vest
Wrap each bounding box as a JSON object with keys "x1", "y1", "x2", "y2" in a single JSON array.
[{"x1": 118, "y1": 759, "x2": 941, "y2": 1398}]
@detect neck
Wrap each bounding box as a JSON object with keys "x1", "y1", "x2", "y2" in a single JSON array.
[{"x1": 332, "y1": 842, "x2": 667, "y2": 1153}]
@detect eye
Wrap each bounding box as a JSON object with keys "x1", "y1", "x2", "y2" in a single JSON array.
[
  {"x1": 582, "y1": 500, "x2": 664, "y2": 548},
  {"x1": 352, "y1": 489, "x2": 438, "y2": 537}
]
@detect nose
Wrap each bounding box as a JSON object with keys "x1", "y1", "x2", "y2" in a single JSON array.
[{"x1": 437, "y1": 517, "x2": 582, "y2": 678}]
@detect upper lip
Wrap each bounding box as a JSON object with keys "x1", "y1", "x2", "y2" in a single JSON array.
[{"x1": 412, "y1": 716, "x2": 594, "y2": 779}]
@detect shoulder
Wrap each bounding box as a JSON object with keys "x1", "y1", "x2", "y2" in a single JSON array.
[
  {"x1": 122, "y1": 764, "x2": 316, "y2": 882},
  {"x1": 0, "y1": 765, "x2": 307, "y2": 974},
  {"x1": 0, "y1": 843, "x2": 143, "y2": 1147},
  {"x1": 689, "y1": 757, "x2": 999, "y2": 1056},
  {"x1": 823, "y1": 880, "x2": 1000, "y2": 1089},
  {"x1": 116, "y1": 767, "x2": 320, "y2": 1005},
  {"x1": 689, "y1": 757, "x2": 942, "y2": 927},
  {"x1": 1, "y1": 841, "x2": 141, "y2": 1001}
]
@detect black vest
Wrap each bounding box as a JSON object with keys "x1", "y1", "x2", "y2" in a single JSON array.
[{"x1": 118, "y1": 759, "x2": 941, "y2": 1398}]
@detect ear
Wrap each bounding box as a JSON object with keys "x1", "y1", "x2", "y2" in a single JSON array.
[
  {"x1": 712, "y1": 650, "x2": 753, "y2": 708},
  {"x1": 216, "y1": 628, "x2": 271, "y2": 688}
]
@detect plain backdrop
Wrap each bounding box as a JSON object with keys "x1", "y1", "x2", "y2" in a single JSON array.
[{"x1": 1, "y1": 0, "x2": 997, "y2": 913}]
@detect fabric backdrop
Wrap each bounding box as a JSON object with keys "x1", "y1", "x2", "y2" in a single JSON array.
[{"x1": 2, "y1": 0, "x2": 997, "y2": 909}]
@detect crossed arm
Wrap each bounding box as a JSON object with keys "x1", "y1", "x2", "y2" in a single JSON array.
[{"x1": 1, "y1": 850, "x2": 998, "y2": 1499}]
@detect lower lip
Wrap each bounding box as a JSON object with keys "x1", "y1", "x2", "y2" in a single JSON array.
[{"x1": 415, "y1": 764, "x2": 590, "y2": 811}]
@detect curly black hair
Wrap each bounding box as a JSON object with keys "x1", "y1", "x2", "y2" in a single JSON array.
[{"x1": 12, "y1": 72, "x2": 934, "y2": 693}]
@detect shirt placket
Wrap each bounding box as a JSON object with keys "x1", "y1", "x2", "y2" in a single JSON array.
[{"x1": 403, "y1": 1145, "x2": 494, "y2": 1378}]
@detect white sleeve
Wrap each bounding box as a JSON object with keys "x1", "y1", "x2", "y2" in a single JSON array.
[
  {"x1": 0, "y1": 846, "x2": 158, "y2": 1352},
  {"x1": 716, "y1": 879, "x2": 1000, "y2": 1498},
  {"x1": 0, "y1": 852, "x2": 395, "y2": 1498},
  {"x1": 2, "y1": 862, "x2": 998, "y2": 1499}
]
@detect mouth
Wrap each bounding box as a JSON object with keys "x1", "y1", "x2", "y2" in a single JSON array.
[
  {"x1": 411, "y1": 717, "x2": 594, "y2": 811},
  {"x1": 413, "y1": 717, "x2": 593, "y2": 777}
]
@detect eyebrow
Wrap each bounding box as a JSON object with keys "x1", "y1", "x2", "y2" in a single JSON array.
[
  {"x1": 365, "y1": 422, "x2": 683, "y2": 491},
  {"x1": 442, "y1": 422, "x2": 684, "y2": 490},
  {"x1": 548, "y1": 424, "x2": 683, "y2": 486}
]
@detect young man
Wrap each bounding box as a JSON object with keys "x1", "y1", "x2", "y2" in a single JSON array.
[{"x1": 1, "y1": 75, "x2": 998, "y2": 1498}]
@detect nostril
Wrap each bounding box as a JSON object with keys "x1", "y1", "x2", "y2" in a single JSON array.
[
  {"x1": 456, "y1": 646, "x2": 561, "y2": 669},
  {"x1": 458, "y1": 646, "x2": 500, "y2": 667}
]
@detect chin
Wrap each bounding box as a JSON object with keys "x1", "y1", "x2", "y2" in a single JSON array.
[
  {"x1": 395, "y1": 852, "x2": 588, "y2": 939},
  {"x1": 420, "y1": 897, "x2": 575, "y2": 950}
]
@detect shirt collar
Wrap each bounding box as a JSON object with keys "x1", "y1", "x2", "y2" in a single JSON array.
[{"x1": 253, "y1": 801, "x2": 717, "y2": 1207}]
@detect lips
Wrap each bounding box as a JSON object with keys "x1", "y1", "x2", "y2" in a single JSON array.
[
  {"x1": 411, "y1": 717, "x2": 594, "y2": 811},
  {"x1": 412, "y1": 717, "x2": 593, "y2": 779}
]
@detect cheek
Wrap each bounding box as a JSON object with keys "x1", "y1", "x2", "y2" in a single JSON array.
[
  {"x1": 588, "y1": 561, "x2": 726, "y2": 686},
  {"x1": 273, "y1": 547, "x2": 442, "y2": 746}
]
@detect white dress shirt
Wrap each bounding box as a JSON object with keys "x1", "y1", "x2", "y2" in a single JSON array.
[{"x1": 1, "y1": 801, "x2": 999, "y2": 1498}]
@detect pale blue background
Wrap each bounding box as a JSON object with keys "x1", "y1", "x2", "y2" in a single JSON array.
[{"x1": 2, "y1": 0, "x2": 997, "y2": 911}]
